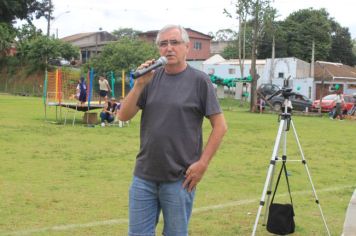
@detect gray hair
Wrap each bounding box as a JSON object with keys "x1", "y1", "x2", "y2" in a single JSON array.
[{"x1": 155, "y1": 24, "x2": 190, "y2": 45}]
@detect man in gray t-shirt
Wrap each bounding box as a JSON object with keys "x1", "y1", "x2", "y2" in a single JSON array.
[
  {"x1": 118, "y1": 24, "x2": 227, "y2": 236},
  {"x1": 135, "y1": 65, "x2": 222, "y2": 182}
]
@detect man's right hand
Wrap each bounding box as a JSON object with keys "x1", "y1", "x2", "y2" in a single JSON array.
[{"x1": 134, "y1": 59, "x2": 156, "y2": 87}]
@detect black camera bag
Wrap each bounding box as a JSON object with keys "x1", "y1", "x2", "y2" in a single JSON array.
[{"x1": 266, "y1": 161, "x2": 295, "y2": 235}]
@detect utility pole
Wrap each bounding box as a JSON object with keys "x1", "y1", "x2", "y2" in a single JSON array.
[
  {"x1": 46, "y1": 0, "x2": 52, "y2": 37},
  {"x1": 311, "y1": 40, "x2": 315, "y2": 78},
  {"x1": 318, "y1": 63, "x2": 325, "y2": 114},
  {"x1": 95, "y1": 33, "x2": 98, "y2": 56},
  {"x1": 269, "y1": 35, "x2": 275, "y2": 83}
]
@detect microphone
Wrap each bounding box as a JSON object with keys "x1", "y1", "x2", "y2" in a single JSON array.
[{"x1": 132, "y1": 56, "x2": 168, "y2": 79}]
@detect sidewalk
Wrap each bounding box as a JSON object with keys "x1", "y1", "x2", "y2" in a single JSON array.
[{"x1": 342, "y1": 189, "x2": 356, "y2": 236}]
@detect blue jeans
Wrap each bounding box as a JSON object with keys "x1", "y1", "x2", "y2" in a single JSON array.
[
  {"x1": 129, "y1": 176, "x2": 195, "y2": 236},
  {"x1": 100, "y1": 112, "x2": 114, "y2": 123}
]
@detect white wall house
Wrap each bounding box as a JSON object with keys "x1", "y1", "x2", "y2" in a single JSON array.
[
  {"x1": 203, "y1": 55, "x2": 356, "y2": 101},
  {"x1": 203, "y1": 55, "x2": 265, "y2": 79},
  {"x1": 202, "y1": 55, "x2": 265, "y2": 99},
  {"x1": 261, "y1": 57, "x2": 314, "y2": 99},
  {"x1": 202, "y1": 55, "x2": 313, "y2": 99}
]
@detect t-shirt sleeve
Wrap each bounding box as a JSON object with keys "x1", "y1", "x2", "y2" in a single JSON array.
[{"x1": 137, "y1": 86, "x2": 148, "y2": 109}]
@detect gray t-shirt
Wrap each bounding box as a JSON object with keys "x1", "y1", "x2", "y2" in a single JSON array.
[{"x1": 135, "y1": 65, "x2": 222, "y2": 182}]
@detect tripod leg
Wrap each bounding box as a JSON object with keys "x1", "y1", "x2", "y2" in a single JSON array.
[
  {"x1": 252, "y1": 119, "x2": 286, "y2": 236},
  {"x1": 261, "y1": 167, "x2": 276, "y2": 225},
  {"x1": 261, "y1": 121, "x2": 288, "y2": 226},
  {"x1": 261, "y1": 159, "x2": 277, "y2": 226},
  {"x1": 290, "y1": 120, "x2": 331, "y2": 236}
]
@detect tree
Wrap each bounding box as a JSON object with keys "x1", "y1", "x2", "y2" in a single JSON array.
[
  {"x1": 249, "y1": 0, "x2": 273, "y2": 112},
  {"x1": 88, "y1": 38, "x2": 159, "y2": 76},
  {"x1": 57, "y1": 41, "x2": 79, "y2": 61},
  {"x1": 221, "y1": 42, "x2": 242, "y2": 59},
  {"x1": 0, "y1": 23, "x2": 16, "y2": 56},
  {"x1": 224, "y1": 0, "x2": 251, "y2": 102},
  {"x1": 112, "y1": 28, "x2": 142, "y2": 40},
  {"x1": 211, "y1": 29, "x2": 237, "y2": 41},
  {"x1": 0, "y1": 0, "x2": 51, "y2": 25},
  {"x1": 15, "y1": 24, "x2": 42, "y2": 65},
  {"x1": 280, "y1": 8, "x2": 332, "y2": 62},
  {"x1": 257, "y1": 21, "x2": 288, "y2": 59},
  {"x1": 15, "y1": 35, "x2": 79, "y2": 71},
  {"x1": 16, "y1": 23, "x2": 41, "y2": 41},
  {"x1": 221, "y1": 28, "x2": 252, "y2": 59},
  {"x1": 0, "y1": 23, "x2": 17, "y2": 92},
  {"x1": 328, "y1": 21, "x2": 355, "y2": 66},
  {"x1": 225, "y1": 0, "x2": 272, "y2": 110},
  {"x1": 258, "y1": 8, "x2": 355, "y2": 66},
  {"x1": 259, "y1": 6, "x2": 278, "y2": 83}
]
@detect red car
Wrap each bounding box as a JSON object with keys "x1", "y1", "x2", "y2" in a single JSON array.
[{"x1": 311, "y1": 94, "x2": 355, "y2": 113}]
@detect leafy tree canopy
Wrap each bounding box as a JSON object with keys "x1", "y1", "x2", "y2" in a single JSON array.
[
  {"x1": 16, "y1": 23, "x2": 42, "y2": 42},
  {"x1": 0, "y1": 23, "x2": 16, "y2": 55},
  {"x1": 281, "y1": 8, "x2": 332, "y2": 61},
  {"x1": 256, "y1": 8, "x2": 355, "y2": 65},
  {"x1": 0, "y1": 0, "x2": 51, "y2": 25},
  {"x1": 88, "y1": 38, "x2": 159, "y2": 76},
  {"x1": 211, "y1": 29, "x2": 237, "y2": 41},
  {"x1": 111, "y1": 28, "x2": 142, "y2": 40},
  {"x1": 327, "y1": 21, "x2": 356, "y2": 65},
  {"x1": 14, "y1": 34, "x2": 79, "y2": 71}
]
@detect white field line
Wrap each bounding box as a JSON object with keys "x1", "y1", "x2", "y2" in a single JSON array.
[{"x1": 3, "y1": 185, "x2": 354, "y2": 236}]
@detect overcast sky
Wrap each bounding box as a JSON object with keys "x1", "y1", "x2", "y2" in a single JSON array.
[{"x1": 19, "y1": 0, "x2": 356, "y2": 39}]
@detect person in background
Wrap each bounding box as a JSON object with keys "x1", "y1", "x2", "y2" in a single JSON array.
[
  {"x1": 257, "y1": 97, "x2": 265, "y2": 113},
  {"x1": 100, "y1": 97, "x2": 118, "y2": 127},
  {"x1": 332, "y1": 90, "x2": 344, "y2": 120},
  {"x1": 98, "y1": 75, "x2": 111, "y2": 104},
  {"x1": 117, "y1": 24, "x2": 227, "y2": 236},
  {"x1": 76, "y1": 77, "x2": 87, "y2": 106}
]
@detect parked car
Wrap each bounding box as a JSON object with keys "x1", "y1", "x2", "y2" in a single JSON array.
[
  {"x1": 48, "y1": 58, "x2": 71, "y2": 66},
  {"x1": 257, "y1": 83, "x2": 281, "y2": 98},
  {"x1": 267, "y1": 92, "x2": 312, "y2": 112},
  {"x1": 311, "y1": 94, "x2": 355, "y2": 113}
]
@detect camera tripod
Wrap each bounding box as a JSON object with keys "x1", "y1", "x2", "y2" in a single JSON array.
[{"x1": 251, "y1": 88, "x2": 331, "y2": 236}]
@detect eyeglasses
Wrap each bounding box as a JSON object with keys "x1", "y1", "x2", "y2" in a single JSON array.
[{"x1": 158, "y1": 40, "x2": 184, "y2": 48}]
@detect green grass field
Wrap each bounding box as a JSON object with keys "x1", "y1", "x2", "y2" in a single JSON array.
[{"x1": 0, "y1": 94, "x2": 355, "y2": 235}]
